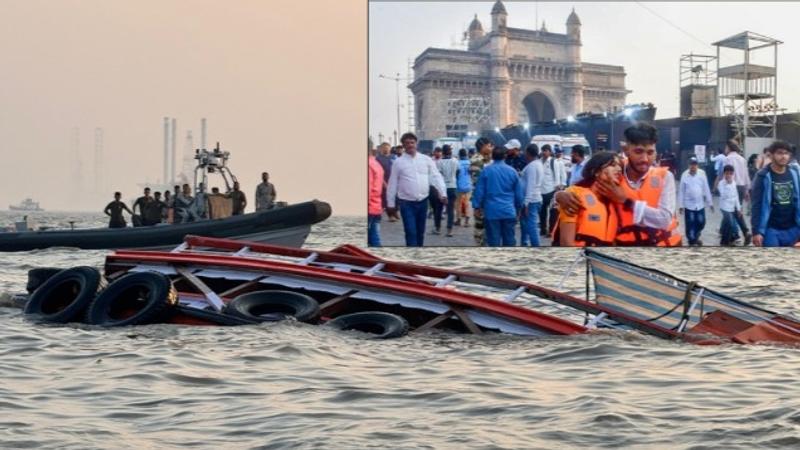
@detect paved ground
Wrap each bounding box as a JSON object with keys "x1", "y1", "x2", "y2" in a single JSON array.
[{"x1": 376, "y1": 196, "x2": 751, "y2": 248}]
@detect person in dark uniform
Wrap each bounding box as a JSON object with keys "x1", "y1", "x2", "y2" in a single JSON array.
[
  {"x1": 175, "y1": 183, "x2": 195, "y2": 223},
  {"x1": 229, "y1": 181, "x2": 247, "y2": 215},
  {"x1": 104, "y1": 192, "x2": 133, "y2": 228},
  {"x1": 143, "y1": 191, "x2": 167, "y2": 225},
  {"x1": 162, "y1": 191, "x2": 172, "y2": 222},
  {"x1": 132, "y1": 187, "x2": 153, "y2": 227}
]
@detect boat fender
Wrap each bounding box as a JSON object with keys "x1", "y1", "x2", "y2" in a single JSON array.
[
  {"x1": 86, "y1": 272, "x2": 178, "y2": 327},
  {"x1": 224, "y1": 290, "x2": 320, "y2": 323},
  {"x1": 24, "y1": 267, "x2": 103, "y2": 323},
  {"x1": 325, "y1": 311, "x2": 409, "y2": 339},
  {"x1": 26, "y1": 267, "x2": 64, "y2": 294}
]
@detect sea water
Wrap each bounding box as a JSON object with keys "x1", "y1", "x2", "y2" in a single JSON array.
[{"x1": 0, "y1": 212, "x2": 798, "y2": 449}]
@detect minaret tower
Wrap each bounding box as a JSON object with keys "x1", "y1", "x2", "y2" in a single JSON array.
[
  {"x1": 565, "y1": 8, "x2": 584, "y2": 115},
  {"x1": 467, "y1": 14, "x2": 484, "y2": 51},
  {"x1": 489, "y1": 1, "x2": 511, "y2": 127}
]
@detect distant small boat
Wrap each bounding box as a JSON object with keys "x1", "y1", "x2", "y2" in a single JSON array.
[{"x1": 9, "y1": 198, "x2": 43, "y2": 212}]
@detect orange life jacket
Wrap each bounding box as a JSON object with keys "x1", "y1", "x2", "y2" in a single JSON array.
[
  {"x1": 615, "y1": 166, "x2": 682, "y2": 246},
  {"x1": 552, "y1": 186, "x2": 618, "y2": 247}
]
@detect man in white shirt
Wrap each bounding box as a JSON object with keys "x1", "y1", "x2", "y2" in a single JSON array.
[
  {"x1": 386, "y1": 132, "x2": 447, "y2": 247},
  {"x1": 724, "y1": 141, "x2": 751, "y2": 200},
  {"x1": 678, "y1": 157, "x2": 714, "y2": 246},
  {"x1": 520, "y1": 144, "x2": 544, "y2": 246},
  {"x1": 568, "y1": 145, "x2": 587, "y2": 186},
  {"x1": 539, "y1": 144, "x2": 567, "y2": 236}
]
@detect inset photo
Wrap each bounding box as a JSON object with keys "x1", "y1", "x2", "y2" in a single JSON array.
[{"x1": 368, "y1": 1, "x2": 800, "y2": 247}]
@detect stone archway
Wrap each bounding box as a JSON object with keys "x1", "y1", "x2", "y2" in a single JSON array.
[{"x1": 521, "y1": 91, "x2": 556, "y2": 124}]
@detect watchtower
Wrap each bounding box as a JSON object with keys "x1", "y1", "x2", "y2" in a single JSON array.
[{"x1": 713, "y1": 31, "x2": 782, "y2": 154}]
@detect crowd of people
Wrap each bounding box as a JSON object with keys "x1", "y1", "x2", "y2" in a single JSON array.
[
  {"x1": 677, "y1": 138, "x2": 800, "y2": 247},
  {"x1": 103, "y1": 172, "x2": 278, "y2": 228},
  {"x1": 369, "y1": 124, "x2": 800, "y2": 247}
]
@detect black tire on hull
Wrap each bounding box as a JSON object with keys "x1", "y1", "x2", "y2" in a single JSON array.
[
  {"x1": 224, "y1": 290, "x2": 320, "y2": 323},
  {"x1": 24, "y1": 267, "x2": 103, "y2": 323},
  {"x1": 325, "y1": 312, "x2": 410, "y2": 339},
  {"x1": 86, "y1": 272, "x2": 178, "y2": 327},
  {"x1": 26, "y1": 268, "x2": 64, "y2": 294}
]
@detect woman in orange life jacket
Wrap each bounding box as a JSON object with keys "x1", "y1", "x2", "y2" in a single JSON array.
[
  {"x1": 552, "y1": 151, "x2": 623, "y2": 246},
  {"x1": 555, "y1": 123, "x2": 682, "y2": 246}
]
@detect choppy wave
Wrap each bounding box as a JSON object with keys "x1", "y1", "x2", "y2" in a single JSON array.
[{"x1": 1, "y1": 213, "x2": 800, "y2": 449}]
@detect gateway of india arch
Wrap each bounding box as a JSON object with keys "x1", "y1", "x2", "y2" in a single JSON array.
[{"x1": 410, "y1": 0, "x2": 631, "y2": 140}]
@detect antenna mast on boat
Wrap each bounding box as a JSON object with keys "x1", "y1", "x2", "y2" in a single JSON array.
[
  {"x1": 193, "y1": 142, "x2": 238, "y2": 194},
  {"x1": 200, "y1": 118, "x2": 207, "y2": 150}
]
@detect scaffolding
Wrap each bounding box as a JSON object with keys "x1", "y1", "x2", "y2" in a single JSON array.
[
  {"x1": 713, "y1": 31, "x2": 782, "y2": 152},
  {"x1": 407, "y1": 58, "x2": 415, "y2": 133},
  {"x1": 679, "y1": 53, "x2": 717, "y2": 118}
]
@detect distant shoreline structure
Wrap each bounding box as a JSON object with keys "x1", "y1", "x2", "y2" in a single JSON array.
[{"x1": 8, "y1": 198, "x2": 43, "y2": 212}]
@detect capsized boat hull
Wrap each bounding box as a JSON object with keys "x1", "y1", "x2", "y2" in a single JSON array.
[
  {"x1": 104, "y1": 237, "x2": 588, "y2": 336},
  {"x1": 0, "y1": 200, "x2": 331, "y2": 252},
  {"x1": 102, "y1": 237, "x2": 800, "y2": 344}
]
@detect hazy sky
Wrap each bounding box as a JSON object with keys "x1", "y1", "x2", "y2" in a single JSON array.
[
  {"x1": 370, "y1": 1, "x2": 800, "y2": 140},
  {"x1": 0, "y1": 0, "x2": 366, "y2": 215}
]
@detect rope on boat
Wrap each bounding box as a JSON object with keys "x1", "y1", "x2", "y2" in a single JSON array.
[
  {"x1": 677, "y1": 287, "x2": 704, "y2": 333},
  {"x1": 557, "y1": 251, "x2": 585, "y2": 291}
]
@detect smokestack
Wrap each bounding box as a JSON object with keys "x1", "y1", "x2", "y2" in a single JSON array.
[
  {"x1": 94, "y1": 127, "x2": 103, "y2": 193},
  {"x1": 72, "y1": 127, "x2": 82, "y2": 197},
  {"x1": 171, "y1": 118, "x2": 177, "y2": 184},
  {"x1": 182, "y1": 130, "x2": 194, "y2": 182},
  {"x1": 163, "y1": 117, "x2": 169, "y2": 184},
  {"x1": 200, "y1": 117, "x2": 207, "y2": 150}
]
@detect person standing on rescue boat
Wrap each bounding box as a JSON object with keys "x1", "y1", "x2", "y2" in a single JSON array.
[
  {"x1": 552, "y1": 152, "x2": 622, "y2": 246},
  {"x1": 555, "y1": 123, "x2": 681, "y2": 246},
  {"x1": 104, "y1": 192, "x2": 134, "y2": 228}
]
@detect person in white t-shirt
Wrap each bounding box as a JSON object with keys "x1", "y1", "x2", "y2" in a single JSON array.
[
  {"x1": 721, "y1": 140, "x2": 752, "y2": 244},
  {"x1": 718, "y1": 164, "x2": 742, "y2": 245}
]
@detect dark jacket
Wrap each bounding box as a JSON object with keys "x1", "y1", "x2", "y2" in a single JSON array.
[{"x1": 750, "y1": 165, "x2": 800, "y2": 236}]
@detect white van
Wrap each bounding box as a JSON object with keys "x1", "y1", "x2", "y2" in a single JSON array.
[
  {"x1": 560, "y1": 134, "x2": 592, "y2": 159},
  {"x1": 530, "y1": 135, "x2": 563, "y2": 154},
  {"x1": 531, "y1": 134, "x2": 592, "y2": 157},
  {"x1": 432, "y1": 137, "x2": 464, "y2": 153},
  {"x1": 531, "y1": 134, "x2": 592, "y2": 173}
]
